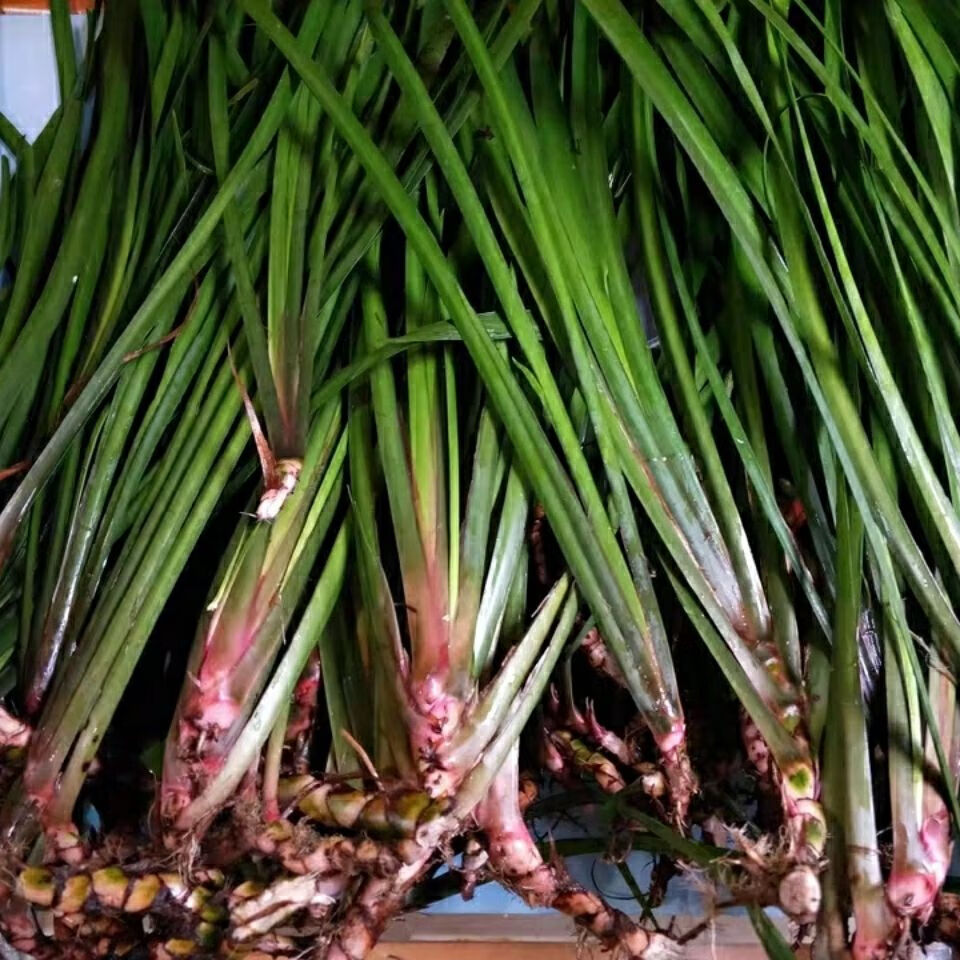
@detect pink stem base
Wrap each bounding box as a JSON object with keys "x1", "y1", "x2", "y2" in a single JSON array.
[
  {"x1": 477, "y1": 766, "x2": 675, "y2": 959},
  {"x1": 886, "y1": 808, "x2": 951, "y2": 923}
]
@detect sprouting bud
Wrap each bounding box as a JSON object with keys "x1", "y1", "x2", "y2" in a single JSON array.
[{"x1": 256, "y1": 458, "x2": 302, "y2": 521}]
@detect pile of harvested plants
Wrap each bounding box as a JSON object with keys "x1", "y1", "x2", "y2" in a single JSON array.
[{"x1": 3, "y1": 1, "x2": 960, "y2": 958}]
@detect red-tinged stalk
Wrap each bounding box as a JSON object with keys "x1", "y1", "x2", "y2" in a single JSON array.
[
  {"x1": 863, "y1": 411, "x2": 951, "y2": 925},
  {"x1": 161, "y1": 409, "x2": 345, "y2": 827},
  {"x1": 454, "y1": 614, "x2": 672, "y2": 951},
  {"x1": 358, "y1": 276, "x2": 458, "y2": 762},
  {"x1": 332, "y1": 269, "x2": 665, "y2": 956},
  {"x1": 279, "y1": 580, "x2": 576, "y2": 838},
  {"x1": 170, "y1": 517, "x2": 351, "y2": 832},
  {"x1": 3, "y1": 28, "x2": 306, "y2": 832},
  {"x1": 360, "y1": 266, "x2": 529, "y2": 790},
  {"x1": 229, "y1": 21, "x2": 671, "y2": 955},
  {"x1": 427, "y1": 576, "x2": 573, "y2": 797},
  {"x1": 634, "y1": 115, "x2": 824, "y2": 849},
  {"x1": 352, "y1": 2, "x2": 692, "y2": 819},
  {"x1": 476, "y1": 753, "x2": 676, "y2": 959},
  {"x1": 668, "y1": 565, "x2": 824, "y2": 873},
  {"x1": 9, "y1": 328, "x2": 261, "y2": 842},
  {"x1": 886, "y1": 648, "x2": 959, "y2": 923}
]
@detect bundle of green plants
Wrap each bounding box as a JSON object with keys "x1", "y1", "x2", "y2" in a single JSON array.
[
  {"x1": 1, "y1": 2, "x2": 658, "y2": 958},
  {"x1": 4, "y1": 1, "x2": 960, "y2": 959},
  {"x1": 248, "y1": 0, "x2": 960, "y2": 956}
]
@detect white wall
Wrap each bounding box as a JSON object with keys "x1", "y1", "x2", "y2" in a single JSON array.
[{"x1": 0, "y1": 11, "x2": 86, "y2": 159}]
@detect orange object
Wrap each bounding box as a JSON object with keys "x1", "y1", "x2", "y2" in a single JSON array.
[{"x1": 0, "y1": 2, "x2": 95, "y2": 11}]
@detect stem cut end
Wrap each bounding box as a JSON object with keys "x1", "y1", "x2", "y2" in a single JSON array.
[{"x1": 777, "y1": 865, "x2": 822, "y2": 924}]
